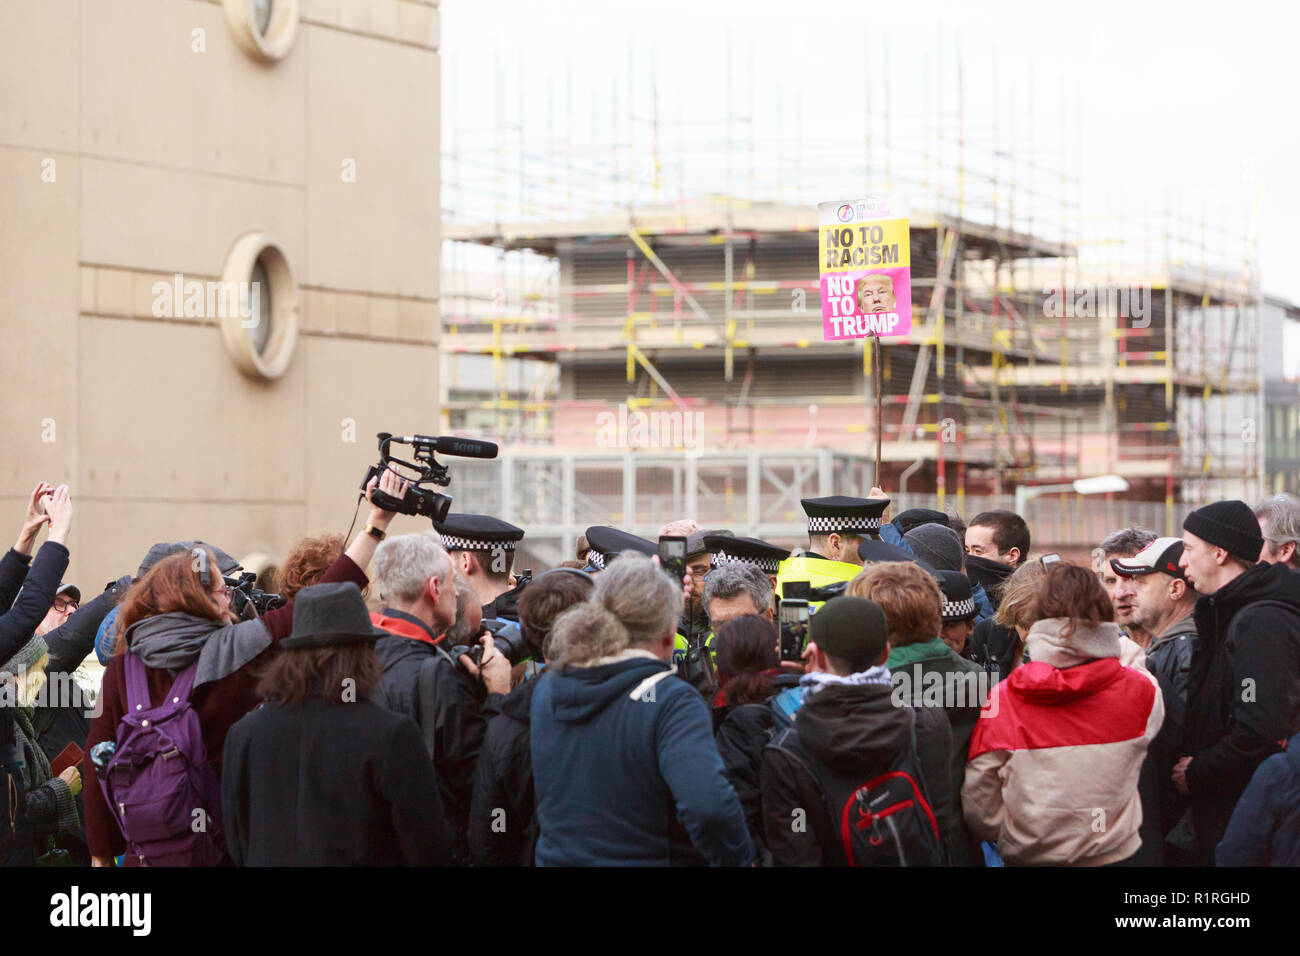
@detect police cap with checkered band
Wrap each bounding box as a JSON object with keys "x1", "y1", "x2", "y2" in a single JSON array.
[{"x1": 801, "y1": 495, "x2": 890, "y2": 536}]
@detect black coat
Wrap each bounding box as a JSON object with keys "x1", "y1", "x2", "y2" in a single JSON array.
[
  {"x1": 760, "y1": 682, "x2": 952, "y2": 866},
  {"x1": 0, "y1": 542, "x2": 67, "y2": 867},
  {"x1": 373, "y1": 610, "x2": 504, "y2": 866},
  {"x1": 1185, "y1": 561, "x2": 1300, "y2": 863},
  {"x1": 967, "y1": 619, "x2": 1020, "y2": 676},
  {"x1": 222, "y1": 697, "x2": 451, "y2": 866},
  {"x1": 469, "y1": 674, "x2": 540, "y2": 866},
  {"x1": 1143, "y1": 614, "x2": 1198, "y2": 860},
  {"x1": 715, "y1": 702, "x2": 775, "y2": 859},
  {"x1": 482, "y1": 581, "x2": 526, "y2": 623}
]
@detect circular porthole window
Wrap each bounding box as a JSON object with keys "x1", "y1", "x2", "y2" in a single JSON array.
[
  {"x1": 222, "y1": 0, "x2": 299, "y2": 63},
  {"x1": 220, "y1": 233, "x2": 298, "y2": 381}
]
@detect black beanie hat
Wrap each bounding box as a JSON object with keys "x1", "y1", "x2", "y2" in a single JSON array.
[
  {"x1": 1182, "y1": 500, "x2": 1263, "y2": 563},
  {"x1": 893, "y1": 508, "x2": 950, "y2": 535},
  {"x1": 810, "y1": 596, "x2": 888, "y2": 667}
]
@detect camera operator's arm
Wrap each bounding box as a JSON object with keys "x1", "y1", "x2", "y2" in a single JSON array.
[
  {"x1": 344, "y1": 469, "x2": 406, "y2": 571},
  {"x1": 257, "y1": 472, "x2": 406, "y2": 641}
]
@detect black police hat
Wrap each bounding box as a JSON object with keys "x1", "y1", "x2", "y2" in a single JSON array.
[
  {"x1": 584, "y1": 526, "x2": 657, "y2": 570},
  {"x1": 687, "y1": 528, "x2": 732, "y2": 558},
  {"x1": 857, "y1": 538, "x2": 917, "y2": 565},
  {"x1": 281, "y1": 582, "x2": 388, "y2": 649},
  {"x1": 935, "y1": 570, "x2": 978, "y2": 622},
  {"x1": 801, "y1": 496, "x2": 889, "y2": 536},
  {"x1": 705, "y1": 534, "x2": 791, "y2": 574},
  {"x1": 434, "y1": 513, "x2": 525, "y2": 552}
]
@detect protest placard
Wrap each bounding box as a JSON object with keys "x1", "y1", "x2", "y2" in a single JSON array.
[{"x1": 817, "y1": 198, "x2": 912, "y2": 341}]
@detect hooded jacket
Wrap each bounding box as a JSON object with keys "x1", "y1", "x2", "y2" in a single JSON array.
[
  {"x1": 963, "y1": 619, "x2": 1163, "y2": 866},
  {"x1": 530, "y1": 649, "x2": 753, "y2": 866},
  {"x1": 760, "y1": 681, "x2": 953, "y2": 866},
  {"x1": 468, "y1": 673, "x2": 541, "y2": 866},
  {"x1": 1215, "y1": 730, "x2": 1300, "y2": 866},
  {"x1": 1184, "y1": 561, "x2": 1300, "y2": 862}
]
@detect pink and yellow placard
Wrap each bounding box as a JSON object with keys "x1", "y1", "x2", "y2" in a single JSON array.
[{"x1": 817, "y1": 198, "x2": 912, "y2": 340}]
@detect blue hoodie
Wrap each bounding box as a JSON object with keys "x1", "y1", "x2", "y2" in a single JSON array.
[
  {"x1": 530, "y1": 651, "x2": 754, "y2": 866},
  {"x1": 1216, "y1": 730, "x2": 1300, "y2": 866}
]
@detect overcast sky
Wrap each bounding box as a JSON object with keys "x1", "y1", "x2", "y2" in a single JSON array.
[{"x1": 442, "y1": 0, "x2": 1300, "y2": 308}]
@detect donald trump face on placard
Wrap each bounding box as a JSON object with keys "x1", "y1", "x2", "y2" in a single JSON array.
[{"x1": 856, "y1": 274, "x2": 896, "y2": 314}]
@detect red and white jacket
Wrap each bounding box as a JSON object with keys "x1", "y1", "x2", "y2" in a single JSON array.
[{"x1": 963, "y1": 618, "x2": 1164, "y2": 866}]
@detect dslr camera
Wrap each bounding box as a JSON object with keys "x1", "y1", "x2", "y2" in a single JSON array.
[
  {"x1": 360, "y1": 433, "x2": 499, "y2": 525},
  {"x1": 451, "y1": 618, "x2": 529, "y2": 670}
]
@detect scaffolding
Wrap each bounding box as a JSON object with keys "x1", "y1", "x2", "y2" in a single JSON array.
[{"x1": 439, "y1": 54, "x2": 1263, "y2": 549}]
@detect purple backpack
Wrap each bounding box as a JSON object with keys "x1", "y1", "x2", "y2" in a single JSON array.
[{"x1": 98, "y1": 653, "x2": 226, "y2": 866}]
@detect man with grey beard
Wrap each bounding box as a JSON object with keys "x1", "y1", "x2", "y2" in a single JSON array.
[
  {"x1": 1111, "y1": 537, "x2": 1200, "y2": 864},
  {"x1": 1099, "y1": 527, "x2": 1158, "y2": 649}
]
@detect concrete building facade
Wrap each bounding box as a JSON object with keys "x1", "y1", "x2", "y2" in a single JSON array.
[{"x1": 1, "y1": 0, "x2": 443, "y2": 590}]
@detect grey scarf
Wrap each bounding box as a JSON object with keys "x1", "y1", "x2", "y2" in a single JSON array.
[{"x1": 124, "y1": 612, "x2": 272, "y2": 688}]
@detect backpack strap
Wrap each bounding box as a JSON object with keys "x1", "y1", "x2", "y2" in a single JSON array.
[
  {"x1": 122, "y1": 651, "x2": 152, "y2": 716},
  {"x1": 767, "y1": 728, "x2": 822, "y2": 788},
  {"x1": 768, "y1": 728, "x2": 871, "y2": 865},
  {"x1": 415, "y1": 653, "x2": 453, "y2": 758},
  {"x1": 166, "y1": 660, "x2": 200, "y2": 703},
  {"x1": 123, "y1": 652, "x2": 200, "y2": 717}
]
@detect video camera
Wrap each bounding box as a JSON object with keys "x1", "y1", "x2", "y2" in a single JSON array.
[
  {"x1": 360, "y1": 433, "x2": 499, "y2": 524},
  {"x1": 224, "y1": 571, "x2": 286, "y2": 615}
]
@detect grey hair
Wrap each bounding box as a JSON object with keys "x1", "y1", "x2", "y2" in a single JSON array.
[
  {"x1": 550, "y1": 601, "x2": 628, "y2": 666},
  {"x1": 1256, "y1": 494, "x2": 1300, "y2": 547},
  {"x1": 444, "y1": 578, "x2": 480, "y2": 645},
  {"x1": 703, "y1": 562, "x2": 772, "y2": 617},
  {"x1": 372, "y1": 531, "x2": 453, "y2": 604},
  {"x1": 594, "y1": 551, "x2": 683, "y2": 647},
  {"x1": 1098, "y1": 527, "x2": 1158, "y2": 558}
]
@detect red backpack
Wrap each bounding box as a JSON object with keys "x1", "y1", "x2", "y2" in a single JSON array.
[{"x1": 767, "y1": 708, "x2": 945, "y2": 866}]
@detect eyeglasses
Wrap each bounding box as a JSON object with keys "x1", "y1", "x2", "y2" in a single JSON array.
[{"x1": 53, "y1": 600, "x2": 78, "y2": 614}]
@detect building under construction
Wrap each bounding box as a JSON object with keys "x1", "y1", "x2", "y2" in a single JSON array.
[{"x1": 437, "y1": 64, "x2": 1265, "y2": 568}]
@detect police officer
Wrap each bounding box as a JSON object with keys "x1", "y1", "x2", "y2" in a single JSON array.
[
  {"x1": 776, "y1": 496, "x2": 889, "y2": 607},
  {"x1": 434, "y1": 514, "x2": 526, "y2": 621},
  {"x1": 708, "y1": 535, "x2": 791, "y2": 599},
  {"x1": 582, "y1": 525, "x2": 657, "y2": 573}
]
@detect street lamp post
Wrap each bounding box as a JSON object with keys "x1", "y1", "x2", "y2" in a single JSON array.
[{"x1": 1013, "y1": 474, "x2": 1131, "y2": 525}]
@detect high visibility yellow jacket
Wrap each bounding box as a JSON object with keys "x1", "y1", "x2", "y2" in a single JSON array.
[{"x1": 775, "y1": 554, "x2": 863, "y2": 610}]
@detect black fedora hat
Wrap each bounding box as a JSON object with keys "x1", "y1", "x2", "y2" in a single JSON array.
[{"x1": 282, "y1": 582, "x2": 388, "y2": 649}]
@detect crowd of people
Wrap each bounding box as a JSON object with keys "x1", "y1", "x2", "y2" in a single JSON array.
[{"x1": 2, "y1": 467, "x2": 1298, "y2": 867}]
